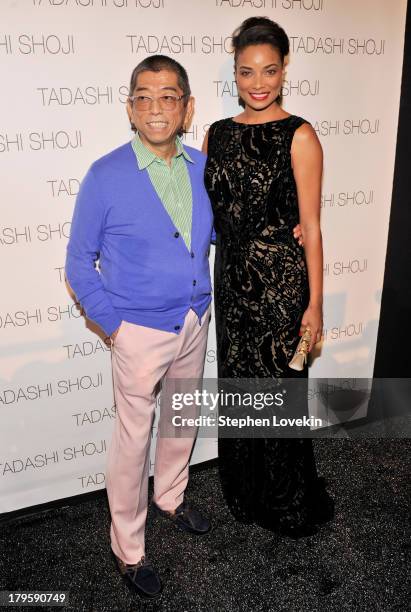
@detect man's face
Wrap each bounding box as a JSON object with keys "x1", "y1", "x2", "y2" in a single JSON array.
[{"x1": 127, "y1": 69, "x2": 193, "y2": 154}]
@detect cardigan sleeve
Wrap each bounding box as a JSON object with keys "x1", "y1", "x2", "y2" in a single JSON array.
[{"x1": 65, "y1": 166, "x2": 122, "y2": 337}]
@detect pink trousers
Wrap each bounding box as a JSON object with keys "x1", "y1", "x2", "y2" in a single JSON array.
[{"x1": 106, "y1": 307, "x2": 210, "y2": 564}]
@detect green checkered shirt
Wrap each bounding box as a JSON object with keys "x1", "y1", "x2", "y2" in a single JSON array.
[{"x1": 132, "y1": 133, "x2": 193, "y2": 251}]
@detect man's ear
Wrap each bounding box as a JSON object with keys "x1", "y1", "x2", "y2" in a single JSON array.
[{"x1": 126, "y1": 99, "x2": 133, "y2": 123}]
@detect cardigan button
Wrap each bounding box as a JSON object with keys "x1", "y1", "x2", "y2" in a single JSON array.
[
  {"x1": 191, "y1": 252, "x2": 195, "y2": 258},
  {"x1": 193, "y1": 280, "x2": 197, "y2": 286},
  {"x1": 174, "y1": 325, "x2": 181, "y2": 331},
  {"x1": 174, "y1": 232, "x2": 180, "y2": 238}
]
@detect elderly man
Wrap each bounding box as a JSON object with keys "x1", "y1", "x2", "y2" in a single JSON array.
[{"x1": 65, "y1": 55, "x2": 213, "y2": 599}]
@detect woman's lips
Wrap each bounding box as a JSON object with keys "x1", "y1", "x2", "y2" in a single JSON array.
[{"x1": 249, "y1": 92, "x2": 270, "y2": 101}]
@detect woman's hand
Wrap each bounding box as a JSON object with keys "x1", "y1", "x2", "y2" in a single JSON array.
[
  {"x1": 300, "y1": 304, "x2": 323, "y2": 351},
  {"x1": 292, "y1": 223, "x2": 304, "y2": 246}
]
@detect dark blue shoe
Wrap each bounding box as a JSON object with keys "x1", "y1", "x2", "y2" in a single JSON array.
[
  {"x1": 113, "y1": 552, "x2": 162, "y2": 599},
  {"x1": 152, "y1": 500, "x2": 211, "y2": 535}
]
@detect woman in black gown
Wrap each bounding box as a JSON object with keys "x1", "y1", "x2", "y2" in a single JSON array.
[{"x1": 203, "y1": 17, "x2": 333, "y2": 536}]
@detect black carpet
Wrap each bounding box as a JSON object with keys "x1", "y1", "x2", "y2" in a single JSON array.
[{"x1": 0, "y1": 440, "x2": 409, "y2": 612}]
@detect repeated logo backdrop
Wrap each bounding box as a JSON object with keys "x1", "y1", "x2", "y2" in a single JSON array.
[{"x1": 0, "y1": 0, "x2": 407, "y2": 512}]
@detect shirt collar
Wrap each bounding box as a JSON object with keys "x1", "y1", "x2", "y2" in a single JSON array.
[{"x1": 131, "y1": 133, "x2": 194, "y2": 170}]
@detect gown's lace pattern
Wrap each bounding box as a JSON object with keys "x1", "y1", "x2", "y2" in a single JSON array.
[{"x1": 204, "y1": 116, "x2": 332, "y2": 529}]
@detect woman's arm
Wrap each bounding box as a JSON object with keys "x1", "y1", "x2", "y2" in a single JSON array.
[
  {"x1": 291, "y1": 123, "x2": 323, "y2": 351},
  {"x1": 202, "y1": 129, "x2": 209, "y2": 154},
  {"x1": 201, "y1": 129, "x2": 217, "y2": 244}
]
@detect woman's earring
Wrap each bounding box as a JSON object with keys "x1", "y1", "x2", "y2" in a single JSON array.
[{"x1": 276, "y1": 87, "x2": 283, "y2": 104}]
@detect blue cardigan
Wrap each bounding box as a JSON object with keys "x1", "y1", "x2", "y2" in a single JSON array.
[{"x1": 65, "y1": 142, "x2": 214, "y2": 336}]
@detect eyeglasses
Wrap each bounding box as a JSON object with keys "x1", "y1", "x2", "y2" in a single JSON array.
[{"x1": 128, "y1": 94, "x2": 188, "y2": 111}]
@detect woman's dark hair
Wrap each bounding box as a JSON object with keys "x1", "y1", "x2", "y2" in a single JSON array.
[
  {"x1": 129, "y1": 54, "x2": 191, "y2": 100},
  {"x1": 231, "y1": 17, "x2": 289, "y2": 64}
]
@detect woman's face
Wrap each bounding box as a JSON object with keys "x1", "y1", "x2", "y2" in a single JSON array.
[{"x1": 235, "y1": 44, "x2": 284, "y2": 111}]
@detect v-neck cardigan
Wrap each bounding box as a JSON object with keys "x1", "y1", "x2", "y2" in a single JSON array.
[{"x1": 65, "y1": 142, "x2": 214, "y2": 337}]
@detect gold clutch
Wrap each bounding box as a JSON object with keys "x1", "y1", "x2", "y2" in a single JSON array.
[{"x1": 289, "y1": 328, "x2": 311, "y2": 371}]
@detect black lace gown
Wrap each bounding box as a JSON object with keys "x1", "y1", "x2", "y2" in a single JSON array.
[{"x1": 204, "y1": 116, "x2": 333, "y2": 532}]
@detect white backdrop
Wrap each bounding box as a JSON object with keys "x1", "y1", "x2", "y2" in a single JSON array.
[{"x1": 0, "y1": 0, "x2": 407, "y2": 512}]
